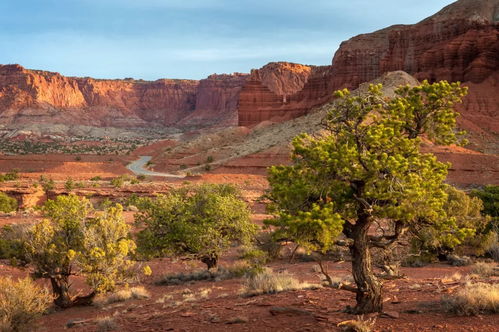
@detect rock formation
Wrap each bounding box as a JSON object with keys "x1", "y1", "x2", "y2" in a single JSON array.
[
  {"x1": 237, "y1": 63, "x2": 333, "y2": 126},
  {"x1": 0, "y1": 64, "x2": 199, "y2": 127},
  {"x1": 0, "y1": 0, "x2": 497, "y2": 152},
  {"x1": 330, "y1": 0, "x2": 499, "y2": 151},
  {"x1": 177, "y1": 73, "x2": 248, "y2": 127}
]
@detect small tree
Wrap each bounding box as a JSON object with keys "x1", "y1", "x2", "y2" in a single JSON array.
[
  {"x1": 0, "y1": 192, "x2": 17, "y2": 213},
  {"x1": 136, "y1": 184, "x2": 256, "y2": 269},
  {"x1": 39, "y1": 175, "x2": 55, "y2": 194},
  {"x1": 266, "y1": 81, "x2": 470, "y2": 313},
  {"x1": 25, "y1": 194, "x2": 136, "y2": 308},
  {"x1": 64, "y1": 178, "x2": 75, "y2": 192}
]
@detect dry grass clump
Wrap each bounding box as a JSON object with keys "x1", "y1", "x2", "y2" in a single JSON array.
[
  {"x1": 441, "y1": 272, "x2": 462, "y2": 283},
  {"x1": 96, "y1": 316, "x2": 117, "y2": 332},
  {"x1": 471, "y1": 262, "x2": 498, "y2": 277},
  {"x1": 0, "y1": 277, "x2": 52, "y2": 332},
  {"x1": 157, "y1": 264, "x2": 249, "y2": 286},
  {"x1": 243, "y1": 268, "x2": 319, "y2": 296},
  {"x1": 337, "y1": 315, "x2": 376, "y2": 332},
  {"x1": 442, "y1": 282, "x2": 499, "y2": 315},
  {"x1": 93, "y1": 286, "x2": 150, "y2": 307}
]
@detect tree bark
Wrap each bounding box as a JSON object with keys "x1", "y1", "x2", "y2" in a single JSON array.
[
  {"x1": 50, "y1": 276, "x2": 73, "y2": 308},
  {"x1": 201, "y1": 254, "x2": 218, "y2": 270},
  {"x1": 350, "y1": 218, "x2": 383, "y2": 313}
]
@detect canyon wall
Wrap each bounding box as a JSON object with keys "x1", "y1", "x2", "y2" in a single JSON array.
[
  {"x1": 330, "y1": 0, "x2": 499, "y2": 151},
  {"x1": 237, "y1": 62, "x2": 333, "y2": 126},
  {"x1": 0, "y1": 64, "x2": 200, "y2": 127},
  {"x1": 1, "y1": 0, "x2": 497, "y2": 142},
  {"x1": 177, "y1": 73, "x2": 249, "y2": 127}
]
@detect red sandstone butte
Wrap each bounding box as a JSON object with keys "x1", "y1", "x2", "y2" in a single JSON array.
[
  {"x1": 237, "y1": 62, "x2": 333, "y2": 127},
  {"x1": 330, "y1": 0, "x2": 499, "y2": 151}
]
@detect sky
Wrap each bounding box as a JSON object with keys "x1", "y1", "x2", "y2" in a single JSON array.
[{"x1": 0, "y1": 0, "x2": 456, "y2": 80}]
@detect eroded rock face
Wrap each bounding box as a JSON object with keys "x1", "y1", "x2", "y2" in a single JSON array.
[
  {"x1": 0, "y1": 64, "x2": 200, "y2": 127},
  {"x1": 237, "y1": 62, "x2": 333, "y2": 126},
  {"x1": 330, "y1": 0, "x2": 499, "y2": 151},
  {"x1": 178, "y1": 73, "x2": 249, "y2": 127}
]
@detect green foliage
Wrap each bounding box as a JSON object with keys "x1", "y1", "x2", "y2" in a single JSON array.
[
  {"x1": 110, "y1": 176, "x2": 125, "y2": 188},
  {"x1": 64, "y1": 178, "x2": 75, "y2": 191},
  {"x1": 0, "y1": 170, "x2": 19, "y2": 182},
  {"x1": 90, "y1": 176, "x2": 102, "y2": 181},
  {"x1": 265, "y1": 81, "x2": 468, "y2": 313},
  {"x1": 0, "y1": 192, "x2": 17, "y2": 213},
  {"x1": 39, "y1": 175, "x2": 55, "y2": 193},
  {"x1": 0, "y1": 224, "x2": 30, "y2": 265},
  {"x1": 0, "y1": 277, "x2": 51, "y2": 332},
  {"x1": 206, "y1": 155, "x2": 214, "y2": 163},
  {"x1": 471, "y1": 185, "x2": 499, "y2": 225},
  {"x1": 24, "y1": 194, "x2": 137, "y2": 307},
  {"x1": 410, "y1": 185, "x2": 486, "y2": 255},
  {"x1": 136, "y1": 183, "x2": 257, "y2": 269}
]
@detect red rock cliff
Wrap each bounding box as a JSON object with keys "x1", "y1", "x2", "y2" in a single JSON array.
[
  {"x1": 237, "y1": 62, "x2": 333, "y2": 126},
  {"x1": 330, "y1": 0, "x2": 499, "y2": 151},
  {"x1": 0, "y1": 64, "x2": 200, "y2": 127},
  {"x1": 178, "y1": 73, "x2": 249, "y2": 127}
]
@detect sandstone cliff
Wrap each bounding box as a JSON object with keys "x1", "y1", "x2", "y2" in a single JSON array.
[
  {"x1": 0, "y1": 64, "x2": 200, "y2": 127},
  {"x1": 177, "y1": 73, "x2": 249, "y2": 127},
  {"x1": 237, "y1": 62, "x2": 333, "y2": 126},
  {"x1": 330, "y1": 0, "x2": 499, "y2": 151}
]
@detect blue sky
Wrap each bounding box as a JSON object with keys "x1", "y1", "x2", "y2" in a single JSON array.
[{"x1": 0, "y1": 0, "x2": 456, "y2": 80}]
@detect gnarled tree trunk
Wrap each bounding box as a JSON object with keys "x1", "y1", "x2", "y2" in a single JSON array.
[
  {"x1": 50, "y1": 276, "x2": 73, "y2": 308},
  {"x1": 350, "y1": 217, "x2": 383, "y2": 313},
  {"x1": 201, "y1": 254, "x2": 218, "y2": 270}
]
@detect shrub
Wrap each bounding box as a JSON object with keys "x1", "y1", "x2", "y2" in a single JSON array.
[
  {"x1": 136, "y1": 184, "x2": 256, "y2": 269},
  {"x1": 442, "y1": 282, "x2": 499, "y2": 315},
  {"x1": 64, "y1": 178, "x2": 75, "y2": 191},
  {"x1": 471, "y1": 262, "x2": 497, "y2": 277},
  {"x1": 110, "y1": 176, "x2": 125, "y2": 188},
  {"x1": 470, "y1": 185, "x2": 499, "y2": 219},
  {"x1": 95, "y1": 316, "x2": 117, "y2": 332},
  {"x1": 337, "y1": 315, "x2": 376, "y2": 332},
  {"x1": 93, "y1": 286, "x2": 150, "y2": 307},
  {"x1": 157, "y1": 264, "x2": 250, "y2": 286},
  {"x1": 24, "y1": 195, "x2": 137, "y2": 308},
  {"x1": 90, "y1": 176, "x2": 102, "y2": 181},
  {"x1": 0, "y1": 277, "x2": 52, "y2": 332},
  {"x1": 410, "y1": 185, "x2": 486, "y2": 258},
  {"x1": 0, "y1": 224, "x2": 30, "y2": 265},
  {"x1": 39, "y1": 176, "x2": 55, "y2": 193},
  {"x1": 206, "y1": 155, "x2": 214, "y2": 163},
  {"x1": 0, "y1": 192, "x2": 17, "y2": 213},
  {"x1": 242, "y1": 268, "x2": 318, "y2": 296},
  {"x1": 0, "y1": 170, "x2": 19, "y2": 182}
]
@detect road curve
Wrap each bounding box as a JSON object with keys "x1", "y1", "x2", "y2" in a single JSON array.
[{"x1": 126, "y1": 156, "x2": 185, "y2": 178}]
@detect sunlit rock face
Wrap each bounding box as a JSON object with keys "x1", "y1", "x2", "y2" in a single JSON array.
[{"x1": 329, "y1": 0, "x2": 499, "y2": 151}]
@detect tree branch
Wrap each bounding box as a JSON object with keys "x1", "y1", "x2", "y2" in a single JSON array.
[{"x1": 368, "y1": 220, "x2": 407, "y2": 249}]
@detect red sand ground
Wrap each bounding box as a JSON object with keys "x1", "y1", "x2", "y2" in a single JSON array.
[{"x1": 0, "y1": 152, "x2": 497, "y2": 331}]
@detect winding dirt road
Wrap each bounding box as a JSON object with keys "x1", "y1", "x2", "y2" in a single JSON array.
[{"x1": 126, "y1": 156, "x2": 184, "y2": 178}]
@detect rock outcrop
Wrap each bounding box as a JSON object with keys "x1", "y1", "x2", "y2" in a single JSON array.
[
  {"x1": 0, "y1": 64, "x2": 199, "y2": 127},
  {"x1": 330, "y1": 0, "x2": 499, "y2": 151},
  {"x1": 177, "y1": 73, "x2": 249, "y2": 127},
  {"x1": 237, "y1": 62, "x2": 333, "y2": 126}
]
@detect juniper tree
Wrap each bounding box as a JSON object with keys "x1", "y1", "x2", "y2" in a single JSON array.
[
  {"x1": 265, "y1": 81, "x2": 470, "y2": 313},
  {"x1": 25, "y1": 194, "x2": 136, "y2": 308},
  {"x1": 136, "y1": 183, "x2": 256, "y2": 269}
]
